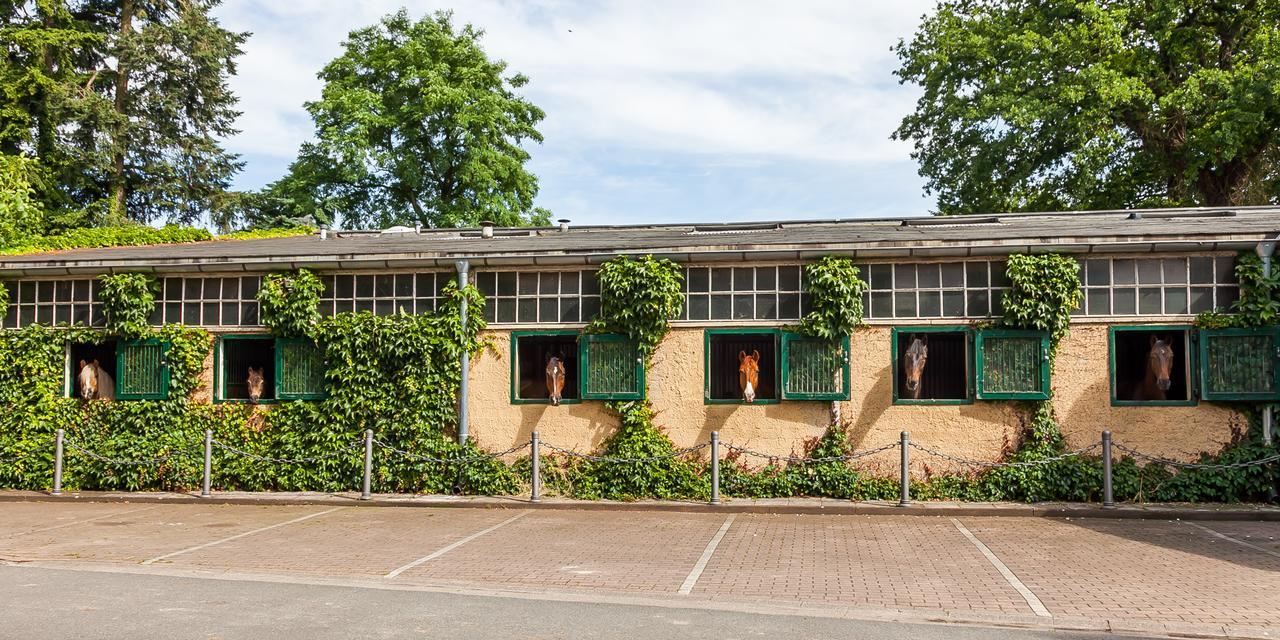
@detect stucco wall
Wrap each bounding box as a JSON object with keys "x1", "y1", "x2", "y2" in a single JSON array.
[{"x1": 467, "y1": 325, "x2": 1246, "y2": 475}]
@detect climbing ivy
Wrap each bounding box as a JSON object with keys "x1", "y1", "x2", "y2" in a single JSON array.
[
  {"x1": 258, "y1": 269, "x2": 324, "y2": 338},
  {"x1": 97, "y1": 273, "x2": 158, "y2": 338},
  {"x1": 1001, "y1": 253, "x2": 1082, "y2": 358},
  {"x1": 795, "y1": 256, "x2": 868, "y2": 341},
  {"x1": 0, "y1": 281, "x2": 8, "y2": 322},
  {"x1": 586, "y1": 255, "x2": 683, "y2": 359},
  {"x1": 1196, "y1": 253, "x2": 1280, "y2": 328}
]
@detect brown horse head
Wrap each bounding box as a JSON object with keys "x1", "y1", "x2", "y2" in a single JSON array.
[
  {"x1": 545, "y1": 356, "x2": 566, "y2": 406},
  {"x1": 902, "y1": 335, "x2": 928, "y2": 399},
  {"x1": 1147, "y1": 335, "x2": 1174, "y2": 393},
  {"x1": 78, "y1": 359, "x2": 97, "y2": 399},
  {"x1": 738, "y1": 350, "x2": 760, "y2": 403},
  {"x1": 247, "y1": 367, "x2": 265, "y2": 403}
]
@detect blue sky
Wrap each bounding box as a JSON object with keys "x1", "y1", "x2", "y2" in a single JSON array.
[{"x1": 213, "y1": 1, "x2": 937, "y2": 226}]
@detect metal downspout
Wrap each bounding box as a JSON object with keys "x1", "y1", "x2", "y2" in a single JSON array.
[{"x1": 456, "y1": 260, "x2": 470, "y2": 445}]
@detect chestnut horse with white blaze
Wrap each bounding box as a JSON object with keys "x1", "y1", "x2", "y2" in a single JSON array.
[
  {"x1": 77, "y1": 359, "x2": 114, "y2": 400},
  {"x1": 247, "y1": 367, "x2": 265, "y2": 403},
  {"x1": 545, "y1": 356, "x2": 566, "y2": 406},
  {"x1": 738, "y1": 350, "x2": 760, "y2": 403}
]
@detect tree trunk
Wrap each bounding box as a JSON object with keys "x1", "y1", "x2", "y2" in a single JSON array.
[{"x1": 109, "y1": 0, "x2": 134, "y2": 220}]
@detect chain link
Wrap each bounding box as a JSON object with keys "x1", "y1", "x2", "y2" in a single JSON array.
[
  {"x1": 721, "y1": 441, "x2": 900, "y2": 464},
  {"x1": 540, "y1": 441, "x2": 709, "y2": 463},
  {"x1": 212, "y1": 440, "x2": 364, "y2": 465},
  {"x1": 373, "y1": 439, "x2": 531, "y2": 464},
  {"x1": 1112, "y1": 442, "x2": 1280, "y2": 470},
  {"x1": 908, "y1": 441, "x2": 1101, "y2": 469},
  {"x1": 63, "y1": 439, "x2": 197, "y2": 467}
]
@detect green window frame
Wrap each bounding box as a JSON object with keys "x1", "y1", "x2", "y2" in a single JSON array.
[
  {"x1": 779, "y1": 332, "x2": 851, "y2": 401},
  {"x1": 510, "y1": 330, "x2": 582, "y2": 405},
  {"x1": 276, "y1": 338, "x2": 327, "y2": 401},
  {"x1": 213, "y1": 334, "x2": 276, "y2": 404},
  {"x1": 1198, "y1": 326, "x2": 1280, "y2": 402},
  {"x1": 890, "y1": 326, "x2": 974, "y2": 405},
  {"x1": 703, "y1": 328, "x2": 782, "y2": 405},
  {"x1": 975, "y1": 329, "x2": 1051, "y2": 401},
  {"x1": 115, "y1": 339, "x2": 170, "y2": 400},
  {"x1": 1108, "y1": 325, "x2": 1198, "y2": 407},
  {"x1": 579, "y1": 333, "x2": 645, "y2": 400}
]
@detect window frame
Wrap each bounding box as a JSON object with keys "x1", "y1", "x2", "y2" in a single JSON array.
[
  {"x1": 974, "y1": 329, "x2": 1051, "y2": 401},
  {"x1": 703, "y1": 328, "x2": 783, "y2": 405},
  {"x1": 779, "y1": 332, "x2": 851, "y2": 401},
  {"x1": 275, "y1": 337, "x2": 327, "y2": 401},
  {"x1": 1108, "y1": 324, "x2": 1198, "y2": 407},
  {"x1": 890, "y1": 326, "x2": 975, "y2": 406},
  {"x1": 115, "y1": 338, "x2": 171, "y2": 401},
  {"x1": 213, "y1": 334, "x2": 278, "y2": 404},
  {"x1": 1197, "y1": 326, "x2": 1280, "y2": 402},
  {"x1": 578, "y1": 333, "x2": 645, "y2": 401},
  {"x1": 510, "y1": 329, "x2": 584, "y2": 405}
]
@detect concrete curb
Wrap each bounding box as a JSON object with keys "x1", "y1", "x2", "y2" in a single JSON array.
[{"x1": 2, "y1": 490, "x2": 1278, "y2": 521}]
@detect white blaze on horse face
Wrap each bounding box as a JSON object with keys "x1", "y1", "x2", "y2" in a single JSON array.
[
  {"x1": 545, "y1": 357, "x2": 565, "y2": 406},
  {"x1": 743, "y1": 380, "x2": 755, "y2": 404}
]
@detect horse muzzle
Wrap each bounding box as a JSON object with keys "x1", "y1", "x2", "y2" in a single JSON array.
[
  {"x1": 1157, "y1": 378, "x2": 1172, "y2": 391},
  {"x1": 550, "y1": 396, "x2": 560, "y2": 407}
]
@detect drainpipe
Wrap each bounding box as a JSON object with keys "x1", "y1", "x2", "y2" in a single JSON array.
[
  {"x1": 1258, "y1": 241, "x2": 1276, "y2": 448},
  {"x1": 456, "y1": 260, "x2": 470, "y2": 445}
]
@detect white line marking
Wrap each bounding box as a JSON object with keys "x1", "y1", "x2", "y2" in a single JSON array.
[
  {"x1": 385, "y1": 511, "x2": 529, "y2": 579},
  {"x1": 2, "y1": 505, "x2": 161, "y2": 539},
  {"x1": 951, "y1": 518, "x2": 1050, "y2": 617},
  {"x1": 141, "y1": 507, "x2": 343, "y2": 565},
  {"x1": 679, "y1": 514, "x2": 736, "y2": 595},
  {"x1": 1184, "y1": 521, "x2": 1280, "y2": 560}
]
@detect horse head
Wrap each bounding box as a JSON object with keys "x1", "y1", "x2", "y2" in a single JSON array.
[
  {"x1": 738, "y1": 350, "x2": 760, "y2": 403},
  {"x1": 1148, "y1": 335, "x2": 1174, "y2": 392},
  {"x1": 545, "y1": 355, "x2": 566, "y2": 406},
  {"x1": 903, "y1": 335, "x2": 928, "y2": 398},
  {"x1": 247, "y1": 367, "x2": 265, "y2": 403},
  {"x1": 78, "y1": 359, "x2": 98, "y2": 400}
]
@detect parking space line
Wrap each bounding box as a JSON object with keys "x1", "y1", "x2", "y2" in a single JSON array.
[
  {"x1": 1184, "y1": 521, "x2": 1280, "y2": 560},
  {"x1": 385, "y1": 511, "x2": 529, "y2": 579},
  {"x1": 141, "y1": 507, "x2": 344, "y2": 566},
  {"x1": 950, "y1": 518, "x2": 1050, "y2": 617},
  {"x1": 678, "y1": 514, "x2": 735, "y2": 595},
  {"x1": 1, "y1": 505, "x2": 161, "y2": 539}
]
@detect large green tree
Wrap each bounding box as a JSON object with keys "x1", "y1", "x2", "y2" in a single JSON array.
[
  {"x1": 1, "y1": 0, "x2": 246, "y2": 227},
  {"x1": 894, "y1": 0, "x2": 1280, "y2": 214},
  {"x1": 257, "y1": 10, "x2": 549, "y2": 230}
]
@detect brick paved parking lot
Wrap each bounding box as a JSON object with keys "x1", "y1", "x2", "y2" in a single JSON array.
[{"x1": 1, "y1": 501, "x2": 1277, "y2": 638}]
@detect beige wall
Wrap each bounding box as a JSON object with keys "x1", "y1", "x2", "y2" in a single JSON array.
[{"x1": 468, "y1": 325, "x2": 1245, "y2": 475}]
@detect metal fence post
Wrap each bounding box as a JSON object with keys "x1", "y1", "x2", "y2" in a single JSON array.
[
  {"x1": 1102, "y1": 430, "x2": 1114, "y2": 508},
  {"x1": 361, "y1": 429, "x2": 373, "y2": 501},
  {"x1": 897, "y1": 431, "x2": 910, "y2": 507},
  {"x1": 52, "y1": 428, "x2": 64, "y2": 496},
  {"x1": 531, "y1": 431, "x2": 541, "y2": 503},
  {"x1": 201, "y1": 429, "x2": 212, "y2": 498},
  {"x1": 710, "y1": 431, "x2": 720, "y2": 505}
]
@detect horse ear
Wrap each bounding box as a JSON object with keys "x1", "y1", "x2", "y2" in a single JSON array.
[
  {"x1": 1150, "y1": 335, "x2": 1158, "y2": 347},
  {"x1": 79, "y1": 359, "x2": 87, "y2": 369},
  {"x1": 921, "y1": 335, "x2": 928, "y2": 345},
  {"x1": 752, "y1": 349, "x2": 761, "y2": 362},
  {"x1": 738, "y1": 350, "x2": 747, "y2": 362},
  {"x1": 91, "y1": 359, "x2": 99, "y2": 367}
]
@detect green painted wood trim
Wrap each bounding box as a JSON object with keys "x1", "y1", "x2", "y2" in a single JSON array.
[
  {"x1": 579, "y1": 333, "x2": 645, "y2": 400},
  {"x1": 890, "y1": 326, "x2": 974, "y2": 405},
  {"x1": 213, "y1": 334, "x2": 279, "y2": 404},
  {"x1": 974, "y1": 328, "x2": 1051, "y2": 401},
  {"x1": 703, "y1": 328, "x2": 782, "y2": 405},
  {"x1": 115, "y1": 338, "x2": 170, "y2": 400},
  {"x1": 1197, "y1": 326, "x2": 1280, "y2": 402},
  {"x1": 779, "y1": 332, "x2": 851, "y2": 401},
  {"x1": 1108, "y1": 325, "x2": 1198, "y2": 407},
  {"x1": 510, "y1": 329, "x2": 583, "y2": 405},
  {"x1": 275, "y1": 337, "x2": 326, "y2": 401}
]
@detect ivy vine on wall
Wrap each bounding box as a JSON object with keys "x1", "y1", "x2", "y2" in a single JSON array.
[
  {"x1": 1000, "y1": 253, "x2": 1082, "y2": 358},
  {"x1": 1196, "y1": 252, "x2": 1280, "y2": 328},
  {"x1": 97, "y1": 273, "x2": 158, "y2": 338},
  {"x1": 258, "y1": 269, "x2": 324, "y2": 338},
  {"x1": 795, "y1": 256, "x2": 868, "y2": 341},
  {"x1": 0, "y1": 281, "x2": 8, "y2": 322},
  {"x1": 586, "y1": 255, "x2": 684, "y2": 359}
]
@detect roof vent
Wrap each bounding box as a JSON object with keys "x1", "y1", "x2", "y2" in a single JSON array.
[
  {"x1": 900, "y1": 216, "x2": 1001, "y2": 227},
  {"x1": 380, "y1": 225, "x2": 415, "y2": 234},
  {"x1": 1128, "y1": 212, "x2": 1142, "y2": 220},
  {"x1": 480, "y1": 220, "x2": 494, "y2": 239},
  {"x1": 557, "y1": 218, "x2": 571, "y2": 233}
]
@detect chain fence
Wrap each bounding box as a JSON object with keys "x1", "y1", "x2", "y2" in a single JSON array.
[
  {"x1": 211, "y1": 440, "x2": 365, "y2": 466},
  {"x1": 908, "y1": 441, "x2": 1102, "y2": 469},
  {"x1": 374, "y1": 438, "x2": 531, "y2": 464},
  {"x1": 63, "y1": 438, "x2": 198, "y2": 467},
  {"x1": 1112, "y1": 442, "x2": 1280, "y2": 471},
  {"x1": 540, "y1": 441, "x2": 709, "y2": 463},
  {"x1": 722, "y1": 441, "x2": 899, "y2": 464}
]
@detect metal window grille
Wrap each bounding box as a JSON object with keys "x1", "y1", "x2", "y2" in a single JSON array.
[
  {"x1": 861, "y1": 260, "x2": 1010, "y2": 320},
  {"x1": 159, "y1": 276, "x2": 263, "y2": 327},
  {"x1": 2, "y1": 279, "x2": 105, "y2": 328},
  {"x1": 319, "y1": 272, "x2": 448, "y2": 318},
  {"x1": 579, "y1": 334, "x2": 644, "y2": 400},
  {"x1": 682, "y1": 265, "x2": 806, "y2": 322},
  {"x1": 1078, "y1": 256, "x2": 1238, "y2": 317},
  {"x1": 477, "y1": 270, "x2": 601, "y2": 324}
]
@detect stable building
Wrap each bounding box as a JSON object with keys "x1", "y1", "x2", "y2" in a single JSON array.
[{"x1": 3, "y1": 206, "x2": 1278, "y2": 473}]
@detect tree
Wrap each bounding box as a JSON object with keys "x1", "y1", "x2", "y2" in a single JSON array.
[
  {"x1": 260, "y1": 10, "x2": 549, "y2": 230},
  {"x1": 893, "y1": 0, "x2": 1280, "y2": 214},
  {"x1": 0, "y1": 154, "x2": 47, "y2": 248}
]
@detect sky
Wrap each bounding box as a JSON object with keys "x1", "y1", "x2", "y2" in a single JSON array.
[{"x1": 212, "y1": 1, "x2": 938, "y2": 226}]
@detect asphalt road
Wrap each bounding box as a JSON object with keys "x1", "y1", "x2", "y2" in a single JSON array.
[{"x1": 0, "y1": 565, "x2": 1129, "y2": 640}]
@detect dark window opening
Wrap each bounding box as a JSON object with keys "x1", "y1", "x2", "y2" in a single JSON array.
[
  {"x1": 222, "y1": 338, "x2": 276, "y2": 401},
  {"x1": 708, "y1": 333, "x2": 777, "y2": 401},
  {"x1": 69, "y1": 341, "x2": 117, "y2": 399},
  {"x1": 895, "y1": 331, "x2": 968, "y2": 401},
  {"x1": 1112, "y1": 329, "x2": 1191, "y2": 402},
  {"x1": 515, "y1": 334, "x2": 579, "y2": 401}
]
